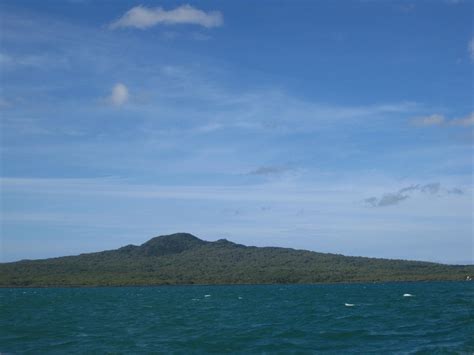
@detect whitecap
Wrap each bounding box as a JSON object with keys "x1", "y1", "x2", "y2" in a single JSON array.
[
  {"x1": 345, "y1": 303, "x2": 355, "y2": 307},
  {"x1": 238, "y1": 296, "x2": 243, "y2": 300},
  {"x1": 403, "y1": 293, "x2": 414, "y2": 297},
  {"x1": 204, "y1": 294, "x2": 211, "y2": 298}
]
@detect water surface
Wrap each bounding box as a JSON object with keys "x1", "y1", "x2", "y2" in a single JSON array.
[{"x1": 1, "y1": 282, "x2": 473, "y2": 353}]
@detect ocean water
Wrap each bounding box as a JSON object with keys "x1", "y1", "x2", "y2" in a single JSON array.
[{"x1": 1, "y1": 282, "x2": 473, "y2": 354}]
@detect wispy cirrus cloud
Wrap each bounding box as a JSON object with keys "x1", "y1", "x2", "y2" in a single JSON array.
[
  {"x1": 110, "y1": 5, "x2": 223, "y2": 30},
  {"x1": 469, "y1": 37, "x2": 474, "y2": 61},
  {"x1": 411, "y1": 114, "x2": 445, "y2": 126},
  {"x1": 0, "y1": 52, "x2": 71, "y2": 71},
  {"x1": 450, "y1": 112, "x2": 474, "y2": 127},
  {"x1": 0, "y1": 97, "x2": 12, "y2": 109},
  {"x1": 249, "y1": 166, "x2": 293, "y2": 176},
  {"x1": 411, "y1": 112, "x2": 474, "y2": 127}
]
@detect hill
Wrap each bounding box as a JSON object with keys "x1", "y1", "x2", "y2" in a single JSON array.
[{"x1": 1, "y1": 233, "x2": 472, "y2": 287}]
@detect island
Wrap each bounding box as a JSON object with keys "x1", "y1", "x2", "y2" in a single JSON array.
[{"x1": 1, "y1": 233, "x2": 472, "y2": 287}]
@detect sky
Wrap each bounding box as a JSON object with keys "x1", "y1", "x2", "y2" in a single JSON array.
[{"x1": 0, "y1": 0, "x2": 473, "y2": 264}]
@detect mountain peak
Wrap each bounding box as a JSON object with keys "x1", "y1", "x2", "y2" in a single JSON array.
[{"x1": 138, "y1": 233, "x2": 206, "y2": 256}]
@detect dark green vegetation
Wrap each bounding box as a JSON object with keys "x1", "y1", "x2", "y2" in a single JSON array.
[{"x1": 1, "y1": 233, "x2": 473, "y2": 287}]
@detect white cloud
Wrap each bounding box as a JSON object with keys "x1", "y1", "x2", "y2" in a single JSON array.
[
  {"x1": 110, "y1": 5, "x2": 223, "y2": 30},
  {"x1": 108, "y1": 83, "x2": 129, "y2": 107},
  {"x1": 469, "y1": 37, "x2": 474, "y2": 61},
  {"x1": 412, "y1": 114, "x2": 445, "y2": 126}
]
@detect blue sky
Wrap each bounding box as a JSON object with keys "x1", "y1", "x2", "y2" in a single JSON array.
[{"x1": 0, "y1": 0, "x2": 472, "y2": 263}]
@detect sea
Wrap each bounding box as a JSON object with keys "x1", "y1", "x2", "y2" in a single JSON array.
[{"x1": 1, "y1": 282, "x2": 473, "y2": 354}]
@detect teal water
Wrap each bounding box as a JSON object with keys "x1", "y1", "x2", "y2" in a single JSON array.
[{"x1": 1, "y1": 282, "x2": 473, "y2": 353}]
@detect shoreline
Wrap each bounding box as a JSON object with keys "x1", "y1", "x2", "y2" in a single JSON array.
[{"x1": 1, "y1": 279, "x2": 471, "y2": 289}]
